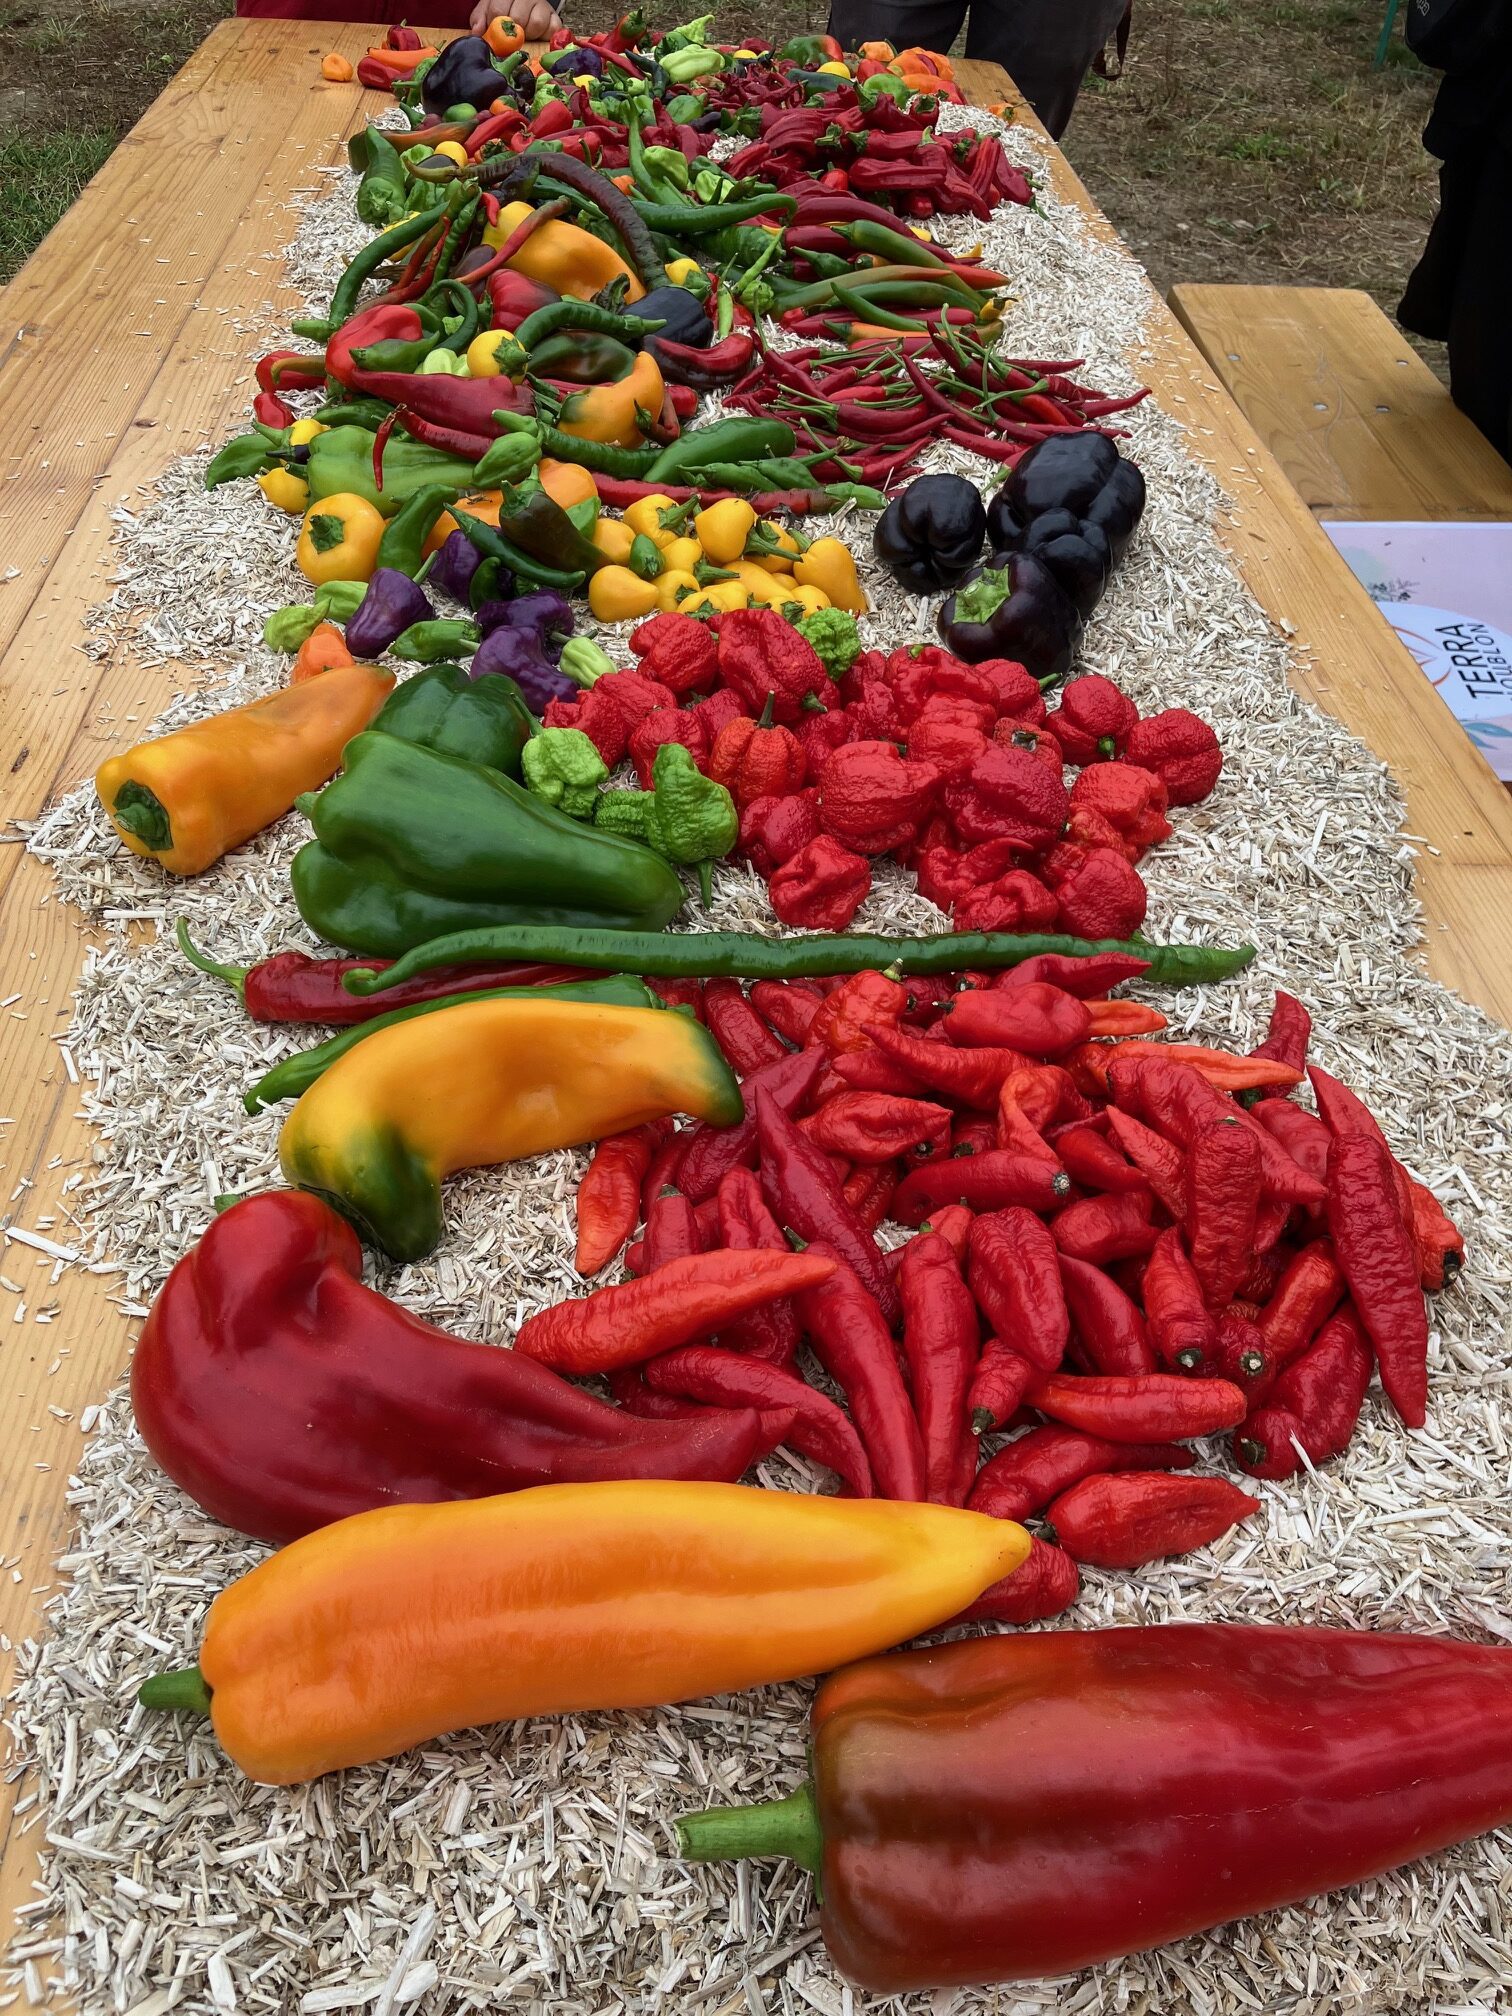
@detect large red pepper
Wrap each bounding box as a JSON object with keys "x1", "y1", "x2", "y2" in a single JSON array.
[{"x1": 132, "y1": 1194, "x2": 791, "y2": 1545}]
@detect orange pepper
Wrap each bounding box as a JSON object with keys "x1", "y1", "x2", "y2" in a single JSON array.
[
  {"x1": 95, "y1": 663, "x2": 394, "y2": 876},
  {"x1": 141, "y1": 1481, "x2": 1029, "y2": 1782},
  {"x1": 290, "y1": 622, "x2": 355, "y2": 683},
  {"x1": 537, "y1": 458, "x2": 599, "y2": 511},
  {"x1": 892, "y1": 45, "x2": 954, "y2": 78},
  {"x1": 858, "y1": 38, "x2": 896, "y2": 59},
  {"x1": 558, "y1": 350, "x2": 663, "y2": 448},
  {"x1": 422, "y1": 490, "x2": 502, "y2": 558},
  {"x1": 490, "y1": 198, "x2": 644, "y2": 302},
  {"x1": 483, "y1": 14, "x2": 524, "y2": 56},
  {"x1": 361, "y1": 44, "x2": 438, "y2": 74},
  {"x1": 320, "y1": 52, "x2": 354, "y2": 81}
]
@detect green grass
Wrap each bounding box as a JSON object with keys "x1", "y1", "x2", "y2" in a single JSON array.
[{"x1": 0, "y1": 129, "x2": 114, "y2": 281}]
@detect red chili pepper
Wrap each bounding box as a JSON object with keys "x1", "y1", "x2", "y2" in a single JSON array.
[
  {"x1": 942, "y1": 984, "x2": 1092, "y2": 1057},
  {"x1": 749, "y1": 979, "x2": 822, "y2": 1048},
  {"x1": 641, "y1": 1346, "x2": 872, "y2": 1496},
  {"x1": 864, "y1": 1023, "x2": 1030, "y2": 1111},
  {"x1": 967, "y1": 1208, "x2": 1067, "y2": 1373},
  {"x1": 1112, "y1": 1058, "x2": 1326, "y2": 1211},
  {"x1": 1255, "y1": 1239, "x2": 1345, "y2": 1368},
  {"x1": 1141, "y1": 1225, "x2": 1218, "y2": 1372},
  {"x1": 1306, "y1": 1063, "x2": 1424, "y2": 1264},
  {"x1": 803, "y1": 1092, "x2": 953, "y2": 1164},
  {"x1": 638, "y1": 1130, "x2": 690, "y2": 1223},
  {"x1": 995, "y1": 1088, "x2": 1059, "y2": 1165},
  {"x1": 1051, "y1": 1192, "x2": 1158, "y2": 1266},
  {"x1": 811, "y1": 968, "x2": 910, "y2": 1056},
  {"x1": 1047, "y1": 1470, "x2": 1259, "y2": 1568},
  {"x1": 677, "y1": 1046, "x2": 825, "y2": 1204},
  {"x1": 1030, "y1": 1370, "x2": 1247, "y2": 1444},
  {"x1": 643, "y1": 1185, "x2": 707, "y2": 1269},
  {"x1": 969, "y1": 1426, "x2": 1196, "y2": 1523},
  {"x1": 514, "y1": 1249, "x2": 837, "y2": 1375},
  {"x1": 899, "y1": 1230, "x2": 980, "y2": 1504},
  {"x1": 1057, "y1": 1253, "x2": 1156, "y2": 1376},
  {"x1": 701, "y1": 978, "x2": 788, "y2": 1074},
  {"x1": 966, "y1": 1337, "x2": 1037, "y2": 1436},
  {"x1": 1183, "y1": 1120, "x2": 1262, "y2": 1309},
  {"x1": 1236, "y1": 1305, "x2": 1374, "y2": 1480},
  {"x1": 575, "y1": 1121, "x2": 668, "y2": 1278},
  {"x1": 714, "y1": 1167, "x2": 802, "y2": 1368},
  {"x1": 769, "y1": 834, "x2": 872, "y2": 930},
  {"x1": 953, "y1": 1535, "x2": 1078, "y2": 1624},
  {"x1": 843, "y1": 1160, "x2": 900, "y2": 1231},
  {"x1": 756, "y1": 1090, "x2": 900, "y2": 1326},
  {"x1": 1251, "y1": 1096, "x2": 1329, "y2": 1190},
  {"x1": 904, "y1": 1203, "x2": 973, "y2": 1266},
  {"x1": 1247, "y1": 990, "x2": 1312, "y2": 1096},
  {"x1": 1326, "y1": 1133, "x2": 1429, "y2": 1428},
  {"x1": 254, "y1": 388, "x2": 294, "y2": 429},
  {"x1": 647, "y1": 976, "x2": 706, "y2": 1021},
  {"x1": 1411, "y1": 1182, "x2": 1466, "y2": 1292},
  {"x1": 891, "y1": 1151, "x2": 1071, "y2": 1226},
  {"x1": 1212, "y1": 1310, "x2": 1272, "y2": 1395},
  {"x1": 1051, "y1": 1121, "x2": 1147, "y2": 1196},
  {"x1": 795, "y1": 1240, "x2": 926, "y2": 1500}
]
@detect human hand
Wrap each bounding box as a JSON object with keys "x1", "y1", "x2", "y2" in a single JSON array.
[{"x1": 468, "y1": 0, "x2": 564, "y2": 39}]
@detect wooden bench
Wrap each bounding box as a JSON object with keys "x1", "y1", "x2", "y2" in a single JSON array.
[{"x1": 1167, "y1": 284, "x2": 1512, "y2": 521}]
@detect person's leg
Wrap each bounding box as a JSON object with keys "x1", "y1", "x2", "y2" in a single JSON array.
[
  {"x1": 963, "y1": 0, "x2": 1129, "y2": 139},
  {"x1": 828, "y1": 0, "x2": 968, "y2": 64},
  {"x1": 1444, "y1": 133, "x2": 1512, "y2": 462}
]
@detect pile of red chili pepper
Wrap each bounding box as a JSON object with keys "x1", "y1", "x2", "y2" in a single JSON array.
[{"x1": 551, "y1": 961, "x2": 1463, "y2": 1619}]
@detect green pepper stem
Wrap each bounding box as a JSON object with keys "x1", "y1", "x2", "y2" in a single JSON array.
[
  {"x1": 110, "y1": 781, "x2": 173, "y2": 853},
  {"x1": 676, "y1": 1783, "x2": 821, "y2": 1873},
  {"x1": 139, "y1": 1665, "x2": 212, "y2": 1715},
  {"x1": 175, "y1": 920, "x2": 247, "y2": 997}
]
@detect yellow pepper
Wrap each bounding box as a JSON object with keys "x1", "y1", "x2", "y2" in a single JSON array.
[
  {"x1": 693, "y1": 497, "x2": 757, "y2": 566},
  {"x1": 728, "y1": 561, "x2": 787, "y2": 605},
  {"x1": 592, "y1": 517, "x2": 637, "y2": 564},
  {"x1": 288, "y1": 418, "x2": 326, "y2": 448},
  {"x1": 559, "y1": 350, "x2": 664, "y2": 449},
  {"x1": 296, "y1": 493, "x2": 386, "y2": 586},
  {"x1": 433, "y1": 140, "x2": 469, "y2": 166},
  {"x1": 817, "y1": 58, "x2": 852, "y2": 74},
  {"x1": 746, "y1": 519, "x2": 801, "y2": 574},
  {"x1": 623, "y1": 494, "x2": 684, "y2": 547},
  {"x1": 257, "y1": 467, "x2": 310, "y2": 515},
  {"x1": 486, "y1": 199, "x2": 645, "y2": 303},
  {"x1": 95, "y1": 662, "x2": 395, "y2": 877},
  {"x1": 537, "y1": 458, "x2": 598, "y2": 511},
  {"x1": 660, "y1": 535, "x2": 703, "y2": 574},
  {"x1": 663, "y1": 257, "x2": 704, "y2": 287},
  {"x1": 278, "y1": 997, "x2": 742, "y2": 1263},
  {"x1": 654, "y1": 568, "x2": 702, "y2": 611},
  {"x1": 681, "y1": 582, "x2": 749, "y2": 616},
  {"x1": 466, "y1": 329, "x2": 526, "y2": 379},
  {"x1": 142, "y1": 1482, "x2": 1028, "y2": 1784},
  {"x1": 795, "y1": 536, "x2": 868, "y2": 613},
  {"x1": 589, "y1": 565, "x2": 660, "y2": 622},
  {"x1": 783, "y1": 582, "x2": 833, "y2": 617}
]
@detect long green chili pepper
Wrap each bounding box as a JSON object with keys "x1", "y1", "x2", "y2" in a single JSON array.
[
  {"x1": 630, "y1": 193, "x2": 795, "y2": 235},
  {"x1": 431, "y1": 194, "x2": 480, "y2": 287},
  {"x1": 829, "y1": 285, "x2": 936, "y2": 333},
  {"x1": 427, "y1": 278, "x2": 484, "y2": 354},
  {"x1": 778, "y1": 263, "x2": 979, "y2": 312},
  {"x1": 345, "y1": 928, "x2": 1259, "y2": 996},
  {"x1": 512, "y1": 301, "x2": 666, "y2": 350},
  {"x1": 313, "y1": 399, "x2": 394, "y2": 430},
  {"x1": 450, "y1": 506, "x2": 585, "y2": 591},
  {"x1": 480, "y1": 413, "x2": 664, "y2": 480},
  {"x1": 327, "y1": 201, "x2": 449, "y2": 331}
]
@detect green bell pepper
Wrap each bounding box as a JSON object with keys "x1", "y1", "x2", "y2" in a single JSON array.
[
  {"x1": 369, "y1": 662, "x2": 535, "y2": 778},
  {"x1": 291, "y1": 731, "x2": 686, "y2": 957}
]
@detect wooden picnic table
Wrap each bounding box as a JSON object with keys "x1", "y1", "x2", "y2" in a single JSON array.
[{"x1": 2, "y1": 17, "x2": 1512, "y2": 1955}]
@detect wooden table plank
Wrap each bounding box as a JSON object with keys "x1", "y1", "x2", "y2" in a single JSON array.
[
  {"x1": 2, "y1": 30, "x2": 1512, "y2": 1973},
  {"x1": 1165, "y1": 283, "x2": 1512, "y2": 521}
]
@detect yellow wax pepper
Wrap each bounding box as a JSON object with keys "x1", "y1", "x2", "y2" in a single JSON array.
[
  {"x1": 795, "y1": 536, "x2": 868, "y2": 613},
  {"x1": 486, "y1": 199, "x2": 645, "y2": 303},
  {"x1": 655, "y1": 569, "x2": 702, "y2": 611},
  {"x1": 693, "y1": 497, "x2": 757, "y2": 566},
  {"x1": 296, "y1": 493, "x2": 386, "y2": 586},
  {"x1": 559, "y1": 352, "x2": 664, "y2": 449},
  {"x1": 96, "y1": 662, "x2": 395, "y2": 877},
  {"x1": 589, "y1": 565, "x2": 660, "y2": 622},
  {"x1": 279, "y1": 997, "x2": 743, "y2": 1261},
  {"x1": 139, "y1": 1482, "x2": 1029, "y2": 1784}
]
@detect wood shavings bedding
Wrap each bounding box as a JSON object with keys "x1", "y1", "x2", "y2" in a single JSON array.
[{"x1": 8, "y1": 108, "x2": 1512, "y2": 2016}]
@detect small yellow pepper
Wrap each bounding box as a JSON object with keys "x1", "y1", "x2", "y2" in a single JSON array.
[
  {"x1": 592, "y1": 517, "x2": 637, "y2": 564},
  {"x1": 654, "y1": 568, "x2": 702, "y2": 611},
  {"x1": 693, "y1": 498, "x2": 757, "y2": 566},
  {"x1": 296, "y1": 493, "x2": 386, "y2": 587},
  {"x1": 589, "y1": 566, "x2": 661, "y2": 622},
  {"x1": 663, "y1": 257, "x2": 704, "y2": 288},
  {"x1": 784, "y1": 583, "x2": 833, "y2": 617},
  {"x1": 681, "y1": 582, "x2": 749, "y2": 616},
  {"x1": 466, "y1": 329, "x2": 526, "y2": 380},
  {"x1": 559, "y1": 351, "x2": 664, "y2": 449},
  {"x1": 729, "y1": 561, "x2": 786, "y2": 605},
  {"x1": 257, "y1": 467, "x2": 310, "y2": 515},
  {"x1": 288, "y1": 418, "x2": 326, "y2": 448},
  {"x1": 795, "y1": 536, "x2": 868, "y2": 613},
  {"x1": 486, "y1": 199, "x2": 645, "y2": 303},
  {"x1": 623, "y1": 495, "x2": 684, "y2": 547},
  {"x1": 660, "y1": 535, "x2": 702, "y2": 574},
  {"x1": 817, "y1": 58, "x2": 852, "y2": 75},
  {"x1": 433, "y1": 140, "x2": 469, "y2": 166},
  {"x1": 745, "y1": 519, "x2": 801, "y2": 574}
]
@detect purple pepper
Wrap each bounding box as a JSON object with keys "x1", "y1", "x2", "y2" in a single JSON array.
[
  {"x1": 469, "y1": 623, "x2": 578, "y2": 709},
  {"x1": 345, "y1": 570, "x2": 435, "y2": 658},
  {"x1": 502, "y1": 589, "x2": 575, "y2": 660},
  {"x1": 427, "y1": 530, "x2": 482, "y2": 604}
]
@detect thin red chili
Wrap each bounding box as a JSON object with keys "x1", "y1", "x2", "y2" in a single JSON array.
[
  {"x1": 794, "y1": 1239, "x2": 926, "y2": 1501},
  {"x1": 898, "y1": 1231, "x2": 980, "y2": 1505}
]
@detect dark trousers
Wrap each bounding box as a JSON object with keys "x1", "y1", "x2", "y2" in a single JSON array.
[
  {"x1": 1399, "y1": 141, "x2": 1512, "y2": 463},
  {"x1": 826, "y1": 0, "x2": 1128, "y2": 136}
]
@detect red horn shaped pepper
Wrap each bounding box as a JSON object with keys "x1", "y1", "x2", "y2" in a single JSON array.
[{"x1": 131, "y1": 1193, "x2": 791, "y2": 1546}]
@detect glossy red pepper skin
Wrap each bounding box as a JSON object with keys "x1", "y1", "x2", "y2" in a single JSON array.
[
  {"x1": 682, "y1": 1626, "x2": 1512, "y2": 1992},
  {"x1": 795, "y1": 1242, "x2": 925, "y2": 1501},
  {"x1": 133, "y1": 1194, "x2": 788, "y2": 1545},
  {"x1": 898, "y1": 1231, "x2": 979, "y2": 1504},
  {"x1": 756, "y1": 1090, "x2": 901, "y2": 1326}
]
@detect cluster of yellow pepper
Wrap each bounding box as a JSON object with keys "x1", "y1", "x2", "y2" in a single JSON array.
[{"x1": 587, "y1": 495, "x2": 869, "y2": 624}]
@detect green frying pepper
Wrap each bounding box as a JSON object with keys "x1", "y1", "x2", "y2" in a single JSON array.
[{"x1": 369, "y1": 662, "x2": 535, "y2": 778}]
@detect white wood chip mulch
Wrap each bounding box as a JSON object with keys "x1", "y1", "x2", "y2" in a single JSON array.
[{"x1": 6, "y1": 108, "x2": 1512, "y2": 2016}]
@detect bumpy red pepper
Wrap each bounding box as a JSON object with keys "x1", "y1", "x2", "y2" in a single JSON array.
[
  {"x1": 642, "y1": 1345, "x2": 871, "y2": 1496},
  {"x1": 1236, "y1": 1305, "x2": 1373, "y2": 1479},
  {"x1": 1051, "y1": 1191, "x2": 1157, "y2": 1266},
  {"x1": 953, "y1": 870, "x2": 1060, "y2": 934},
  {"x1": 1030, "y1": 1370, "x2": 1248, "y2": 1442},
  {"x1": 702, "y1": 978, "x2": 788, "y2": 1073},
  {"x1": 1114, "y1": 1058, "x2": 1326, "y2": 1211},
  {"x1": 678, "y1": 1624, "x2": 1512, "y2": 1991},
  {"x1": 769, "y1": 835, "x2": 872, "y2": 930},
  {"x1": 1124, "y1": 707, "x2": 1223, "y2": 805},
  {"x1": 708, "y1": 697, "x2": 807, "y2": 809},
  {"x1": 1055, "y1": 847, "x2": 1148, "y2": 939},
  {"x1": 750, "y1": 978, "x2": 822, "y2": 1047},
  {"x1": 803, "y1": 1091, "x2": 952, "y2": 1164},
  {"x1": 133, "y1": 1193, "x2": 789, "y2": 1545},
  {"x1": 1247, "y1": 990, "x2": 1312, "y2": 1095},
  {"x1": 1255, "y1": 1239, "x2": 1344, "y2": 1367},
  {"x1": 811, "y1": 968, "x2": 910, "y2": 1056},
  {"x1": 1049, "y1": 672, "x2": 1138, "y2": 765},
  {"x1": 677, "y1": 1046, "x2": 826, "y2": 1204},
  {"x1": 944, "y1": 743, "x2": 1068, "y2": 852},
  {"x1": 756, "y1": 1089, "x2": 900, "y2": 1325},
  {"x1": 740, "y1": 788, "x2": 822, "y2": 877},
  {"x1": 717, "y1": 607, "x2": 832, "y2": 723},
  {"x1": 629, "y1": 611, "x2": 718, "y2": 695},
  {"x1": 1069, "y1": 764, "x2": 1171, "y2": 856},
  {"x1": 628, "y1": 708, "x2": 710, "y2": 788},
  {"x1": 818, "y1": 741, "x2": 942, "y2": 856},
  {"x1": 1326, "y1": 1133, "x2": 1429, "y2": 1428},
  {"x1": 715, "y1": 1165, "x2": 804, "y2": 1368},
  {"x1": 866, "y1": 1023, "x2": 1029, "y2": 1110},
  {"x1": 944, "y1": 982, "x2": 1090, "y2": 1057}
]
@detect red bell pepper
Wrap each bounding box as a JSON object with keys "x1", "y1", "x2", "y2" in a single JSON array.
[
  {"x1": 678, "y1": 1624, "x2": 1512, "y2": 1991},
  {"x1": 132, "y1": 1193, "x2": 791, "y2": 1545}
]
